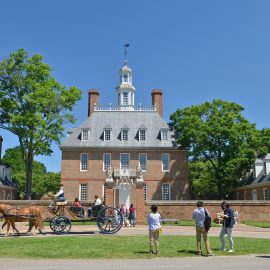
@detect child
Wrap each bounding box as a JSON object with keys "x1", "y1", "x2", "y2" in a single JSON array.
[
  {"x1": 129, "y1": 203, "x2": 136, "y2": 227},
  {"x1": 147, "y1": 204, "x2": 161, "y2": 255}
]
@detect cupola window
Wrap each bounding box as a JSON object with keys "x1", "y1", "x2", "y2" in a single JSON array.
[{"x1": 123, "y1": 92, "x2": 128, "y2": 105}]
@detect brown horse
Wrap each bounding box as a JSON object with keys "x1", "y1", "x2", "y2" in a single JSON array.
[{"x1": 0, "y1": 204, "x2": 44, "y2": 235}]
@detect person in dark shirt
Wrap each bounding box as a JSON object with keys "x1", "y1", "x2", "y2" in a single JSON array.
[{"x1": 219, "y1": 201, "x2": 235, "y2": 252}]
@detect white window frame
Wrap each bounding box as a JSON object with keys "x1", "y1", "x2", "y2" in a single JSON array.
[
  {"x1": 161, "y1": 129, "x2": 169, "y2": 141},
  {"x1": 263, "y1": 188, "x2": 269, "y2": 200},
  {"x1": 144, "y1": 184, "x2": 147, "y2": 200},
  {"x1": 79, "y1": 184, "x2": 88, "y2": 201},
  {"x1": 81, "y1": 129, "x2": 90, "y2": 141},
  {"x1": 162, "y1": 183, "x2": 171, "y2": 200},
  {"x1": 139, "y1": 153, "x2": 147, "y2": 171},
  {"x1": 122, "y1": 129, "x2": 128, "y2": 141},
  {"x1": 252, "y1": 189, "x2": 257, "y2": 200},
  {"x1": 123, "y1": 92, "x2": 128, "y2": 105},
  {"x1": 120, "y1": 153, "x2": 130, "y2": 169},
  {"x1": 103, "y1": 153, "x2": 111, "y2": 171},
  {"x1": 104, "y1": 129, "x2": 111, "y2": 141},
  {"x1": 162, "y1": 153, "x2": 170, "y2": 172},
  {"x1": 139, "y1": 129, "x2": 146, "y2": 141},
  {"x1": 103, "y1": 184, "x2": 106, "y2": 203},
  {"x1": 80, "y1": 153, "x2": 88, "y2": 171}
]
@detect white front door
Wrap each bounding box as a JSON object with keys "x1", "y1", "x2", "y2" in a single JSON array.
[{"x1": 119, "y1": 185, "x2": 131, "y2": 209}]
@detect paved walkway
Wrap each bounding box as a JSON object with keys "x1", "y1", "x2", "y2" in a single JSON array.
[
  {"x1": 1, "y1": 256, "x2": 270, "y2": 270},
  {"x1": 1, "y1": 222, "x2": 270, "y2": 239}
]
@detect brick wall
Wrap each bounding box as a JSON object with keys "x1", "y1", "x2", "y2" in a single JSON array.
[
  {"x1": 144, "y1": 200, "x2": 270, "y2": 222},
  {"x1": 1, "y1": 200, "x2": 270, "y2": 223}
]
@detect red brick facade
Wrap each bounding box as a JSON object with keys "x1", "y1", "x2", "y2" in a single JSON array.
[{"x1": 61, "y1": 149, "x2": 190, "y2": 206}]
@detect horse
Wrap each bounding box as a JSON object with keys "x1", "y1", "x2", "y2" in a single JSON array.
[{"x1": 0, "y1": 204, "x2": 44, "y2": 236}]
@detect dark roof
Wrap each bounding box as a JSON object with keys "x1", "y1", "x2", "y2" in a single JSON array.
[{"x1": 61, "y1": 111, "x2": 177, "y2": 149}]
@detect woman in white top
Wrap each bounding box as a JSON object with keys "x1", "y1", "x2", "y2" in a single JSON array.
[{"x1": 147, "y1": 204, "x2": 161, "y2": 255}]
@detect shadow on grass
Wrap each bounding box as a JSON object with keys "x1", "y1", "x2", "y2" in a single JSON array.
[
  {"x1": 134, "y1": 251, "x2": 152, "y2": 254},
  {"x1": 177, "y1": 249, "x2": 198, "y2": 255}
]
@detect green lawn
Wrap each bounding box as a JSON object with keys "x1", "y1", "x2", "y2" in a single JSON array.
[
  {"x1": 243, "y1": 221, "x2": 270, "y2": 228},
  {"x1": 0, "y1": 235, "x2": 269, "y2": 259}
]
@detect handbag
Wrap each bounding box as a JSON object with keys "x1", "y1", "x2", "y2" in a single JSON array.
[{"x1": 204, "y1": 208, "x2": 211, "y2": 232}]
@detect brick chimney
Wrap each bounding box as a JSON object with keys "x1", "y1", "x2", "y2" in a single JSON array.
[
  {"x1": 88, "y1": 89, "x2": 100, "y2": 116},
  {"x1": 0, "y1": 136, "x2": 3, "y2": 162},
  {"x1": 151, "y1": 89, "x2": 163, "y2": 117}
]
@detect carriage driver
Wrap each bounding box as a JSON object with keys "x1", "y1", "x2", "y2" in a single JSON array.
[{"x1": 48, "y1": 184, "x2": 66, "y2": 209}]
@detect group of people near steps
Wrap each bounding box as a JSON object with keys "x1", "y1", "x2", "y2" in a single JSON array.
[{"x1": 147, "y1": 201, "x2": 235, "y2": 256}]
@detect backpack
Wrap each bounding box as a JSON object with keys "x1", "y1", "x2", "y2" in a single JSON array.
[{"x1": 204, "y1": 208, "x2": 211, "y2": 232}]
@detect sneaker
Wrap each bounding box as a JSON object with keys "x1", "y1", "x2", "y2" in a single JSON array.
[
  {"x1": 197, "y1": 251, "x2": 202, "y2": 256},
  {"x1": 207, "y1": 253, "x2": 215, "y2": 256},
  {"x1": 219, "y1": 247, "x2": 226, "y2": 251},
  {"x1": 228, "y1": 249, "x2": 234, "y2": 253}
]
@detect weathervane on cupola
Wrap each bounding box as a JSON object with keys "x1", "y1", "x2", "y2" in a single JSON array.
[
  {"x1": 124, "y1": 42, "x2": 129, "y2": 65},
  {"x1": 115, "y1": 42, "x2": 136, "y2": 110}
]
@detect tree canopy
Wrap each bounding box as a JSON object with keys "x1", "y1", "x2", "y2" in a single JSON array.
[
  {"x1": 2, "y1": 147, "x2": 60, "y2": 199},
  {"x1": 0, "y1": 49, "x2": 81, "y2": 199},
  {"x1": 170, "y1": 99, "x2": 268, "y2": 199}
]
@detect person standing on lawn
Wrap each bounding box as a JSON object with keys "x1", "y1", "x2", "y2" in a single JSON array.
[
  {"x1": 147, "y1": 204, "x2": 161, "y2": 255},
  {"x1": 192, "y1": 201, "x2": 214, "y2": 256},
  {"x1": 219, "y1": 201, "x2": 235, "y2": 253}
]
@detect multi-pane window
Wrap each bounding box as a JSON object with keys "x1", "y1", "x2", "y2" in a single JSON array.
[
  {"x1": 139, "y1": 153, "x2": 147, "y2": 171},
  {"x1": 103, "y1": 184, "x2": 106, "y2": 203},
  {"x1": 123, "y1": 74, "x2": 128, "y2": 82},
  {"x1": 139, "y1": 129, "x2": 146, "y2": 141},
  {"x1": 252, "y1": 189, "x2": 257, "y2": 200},
  {"x1": 123, "y1": 92, "x2": 128, "y2": 105},
  {"x1": 104, "y1": 129, "x2": 111, "y2": 141},
  {"x1": 244, "y1": 191, "x2": 247, "y2": 200},
  {"x1": 122, "y1": 130, "x2": 128, "y2": 141},
  {"x1": 82, "y1": 129, "x2": 89, "y2": 141},
  {"x1": 162, "y1": 153, "x2": 170, "y2": 171},
  {"x1": 80, "y1": 153, "x2": 88, "y2": 171},
  {"x1": 79, "y1": 184, "x2": 87, "y2": 201},
  {"x1": 144, "y1": 184, "x2": 147, "y2": 200},
  {"x1": 120, "y1": 153, "x2": 130, "y2": 169},
  {"x1": 162, "y1": 183, "x2": 170, "y2": 200},
  {"x1": 161, "y1": 129, "x2": 168, "y2": 141},
  {"x1": 103, "y1": 153, "x2": 111, "y2": 171},
  {"x1": 263, "y1": 188, "x2": 269, "y2": 200}
]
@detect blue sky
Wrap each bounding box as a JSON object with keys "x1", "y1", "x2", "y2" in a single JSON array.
[{"x1": 1, "y1": 1, "x2": 269, "y2": 172}]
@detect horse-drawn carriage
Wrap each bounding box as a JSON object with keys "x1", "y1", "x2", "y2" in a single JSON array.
[
  {"x1": 46, "y1": 201, "x2": 123, "y2": 234},
  {"x1": 0, "y1": 202, "x2": 123, "y2": 236}
]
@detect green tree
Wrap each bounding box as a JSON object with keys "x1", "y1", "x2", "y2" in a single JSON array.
[
  {"x1": 2, "y1": 147, "x2": 60, "y2": 198},
  {"x1": 170, "y1": 99, "x2": 260, "y2": 199},
  {"x1": 0, "y1": 49, "x2": 81, "y2": 199}
]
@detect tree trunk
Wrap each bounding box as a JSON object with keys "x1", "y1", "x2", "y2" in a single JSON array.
[
  {"x1": 25, "y1": 161, "x2": 33, "y2": 199},
  {"x1": 217, "y1": 173, "x2": 223, "y2": 200}
]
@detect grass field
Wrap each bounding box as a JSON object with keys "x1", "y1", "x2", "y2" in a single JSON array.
[
  {"x1": 243, "y1": 221, "x2": 270, "y2": 228},
  {"x1": 0, "y1": 235, "x2": 270, "y2": 259}
]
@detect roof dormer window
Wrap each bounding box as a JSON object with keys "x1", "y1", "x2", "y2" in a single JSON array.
[
  {"x1": 122, "y1": 129, "x2": 128, "y2": 141},
  {"x1": 104, "y1": 129, "x2": 111, "y2": 141},
  {"x1": 82, "y1": 129, "x2": 90, "y2": 141},
  {"x1": 161, "y1": 129, "x2": 169, "y2": 141},
  {"x1": 139, "y1": 129, "x2": 146, "y2": 141}
]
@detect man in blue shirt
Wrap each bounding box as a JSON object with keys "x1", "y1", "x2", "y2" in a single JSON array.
[
  {"x1": 192, "y1": 201, "x2": 214, "y2": 256},
  {"x1": 219, "y1": 201, "x2": 234, "y2": 252}
]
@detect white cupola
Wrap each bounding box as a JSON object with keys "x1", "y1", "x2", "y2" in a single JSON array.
[{"x1": 115, "y1": 62, "x2": 136, "y2": 110}]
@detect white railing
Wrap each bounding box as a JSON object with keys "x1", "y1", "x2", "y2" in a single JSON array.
[
  {"x1": 94, "y1": 105, "x2": 156, "y2": 112},
  {"x1": 113, "y1": 168, "x2": 137, "y2": 177}
]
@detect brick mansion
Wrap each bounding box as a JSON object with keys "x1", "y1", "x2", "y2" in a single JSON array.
[{"x1": 60, "y1": 59, "x2": 190, "y2": 223}]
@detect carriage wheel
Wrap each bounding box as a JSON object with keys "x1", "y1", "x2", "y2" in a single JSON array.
[
  {"x1": 97, "y1": 207, "x2": 123, "y2": 234},
  {"x1": 51, "y1": 216, "x2": 72, "y2": 234}
]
